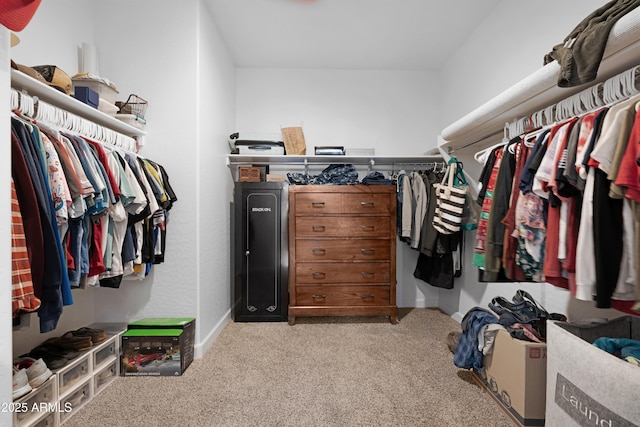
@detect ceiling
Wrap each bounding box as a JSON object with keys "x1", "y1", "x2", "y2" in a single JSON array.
[{"x1": 206, "y1": 0, "x2": 502, "y2": 70}]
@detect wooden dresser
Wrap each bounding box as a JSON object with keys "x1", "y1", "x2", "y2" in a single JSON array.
[{"x1": 288, "y1": 185, "x2": 397, "y2": 325}]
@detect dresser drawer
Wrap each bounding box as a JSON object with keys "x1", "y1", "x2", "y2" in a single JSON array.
[
  {"x1": 294, "y1": 193, "x2": 342, "y2": 214},
  {"x1": 296, "y1": 262, "x2": 390, "y2": 283},
  {"x1": 296, "y1": 239, "x2": 390, "y2": 261},
  {"x1": 296, "y1": 285, "x2": 390, "y2": 305},
  {"x1": 342, "y1": 193, "x2": 391, "y2": 214},
  {"x1": 295, "y1": 217, "x2": 390, "y2": 237}
]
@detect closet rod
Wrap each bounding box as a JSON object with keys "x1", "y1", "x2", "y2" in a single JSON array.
[
  {"x1": 439, "y1": 6, "x2": 640, "y2": 152},
  {"x1": 11, "y1": 88, "x2": 138, "y2": 154},
  {"x1": 505, "y1": 64, "x2": 640, "y2": 138}
]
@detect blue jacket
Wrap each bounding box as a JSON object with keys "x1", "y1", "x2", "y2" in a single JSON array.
[{"x1": 454, "y1": 308, "x2": 499, "y2": 370}]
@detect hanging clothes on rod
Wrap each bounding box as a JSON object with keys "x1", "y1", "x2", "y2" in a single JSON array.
[
  {"x1": 11, "y1": 89, "x2": 178, "y2": 332},
  {"x1": 472, "y1": 64, "x2": 640, "y2": 315},
  {"x1": 393, "y1": 161, "x2": 463, "y2": 289}
]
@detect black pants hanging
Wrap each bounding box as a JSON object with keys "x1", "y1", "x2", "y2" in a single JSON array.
[{"x1": 592, "y1": 168, "x2": 623, "y2": 308}]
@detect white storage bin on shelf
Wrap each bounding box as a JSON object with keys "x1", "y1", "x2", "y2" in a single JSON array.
[
  {"x1": 115, "y1": 113, "x2": 146, "y2": 130},
  {"x1": 94, "y1": 359, "x2": 118, "y2": 396},
  {"x1": 71, "y1": 78, "x2": 118, "y2": 105},
  {"x1": 56, "y1": 355, "x2": 91, "y2": 399},
  {"x1": 29, "y1": 411, "x2": 57, "y2": 427},
  {"x1": 58, "y1": 379, "x2": 92, "y2": 425},
  {"x1": 13, "y1": 375, "x2": 57, "y2": 427},
  {"x1": 92, "y1": 336, "x2": 118, "y2": 370},
  {"x1": 59, "y1": 331, "x2": 124, "y2": 424}
]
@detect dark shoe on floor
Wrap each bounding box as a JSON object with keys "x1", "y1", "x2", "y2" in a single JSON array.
[
  {"x1": 447, "y1": 331, "x2": 461, "y2": 354},
  {"x1": 72, "y1": 327, "x2": 107, "y2": 344}
]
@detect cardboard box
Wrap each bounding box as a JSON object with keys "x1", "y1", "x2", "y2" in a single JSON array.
[
  {"x1": 126, "y1": 317, "x2": 195, "y2": 372},
  {"x1": 546, "y1": 317, "x2": 640, "y2": 426},
  {"x1": 73, "y1": 86, "x2": 99, "y2": 109},
  {"x1": 266, "y1": 174, "x2": 286, "y2": 182},
  {"x1": 121, "y1": 329, "x2": 185, "y2": 376},
  {"x1": 474, "y1": 330, "x2": 547, "y2": 426},
  {"x1": 239, "y1": 166, "x2": 261, "y2": 182}
]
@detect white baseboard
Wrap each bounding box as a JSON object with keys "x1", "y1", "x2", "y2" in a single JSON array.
[
  {"x1": 450, "y1": 312, "x2": 463, "y2": 324},
  {"x1": 400, "y1": 297, "x2": 439, "y2": 308},
  {"x1": 194, "y1": 309, "x2": 230, "y2": 359}
]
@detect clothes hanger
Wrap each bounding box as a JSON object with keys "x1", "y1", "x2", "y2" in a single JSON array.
[{"x1": 474, "y1": 123, "x2": 509, "y2": 164}]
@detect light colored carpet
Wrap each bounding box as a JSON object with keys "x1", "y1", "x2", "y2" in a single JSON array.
[{"x1": 64, "y1": 308, "x2": 513, "y2": 427}]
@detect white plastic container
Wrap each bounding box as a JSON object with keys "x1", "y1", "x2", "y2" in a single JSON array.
[
  {"x1": 115, "y1": 113, "x2": 146, "y2": 130},
  {"x1": 98, "y1": 98, "x2": 118, "y2": 116}
]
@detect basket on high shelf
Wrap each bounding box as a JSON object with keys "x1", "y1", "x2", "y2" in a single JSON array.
[{"x1": 116, "y1": 94, "x2": 148, "y2": 118}]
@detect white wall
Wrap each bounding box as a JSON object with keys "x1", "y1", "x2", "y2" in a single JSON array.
[
  {"x1": 196, "y1": 0, "x2": 237, "y2": 352},
  {"x1": 236, "y1": 67, "x2": 442, "y2": 307},
  {"x1": 0, "y1": 25, "x2": 13, "y2": 427},
  {"x1": 437, "y1": 0, "x2": 627, "y2": 322},
  {"x1": 87, "y1": 0, "x2": 201, "y2": 328},
  {"x1": 88, "y1": 0, "x2": 237, "y2": 354},
  {"x1": 236, "y1": 68, "x2": 439, "y2": 156}
]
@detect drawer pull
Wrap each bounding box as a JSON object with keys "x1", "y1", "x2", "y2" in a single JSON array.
[
  {"x1": 312, "y1": 295, "x2": 326, "y2": 300},
  {"x1": 360, "y1": 201, "x2": 375, "y2": 206},
  {"x1": 361, "y1": 225, "x2": 375, "y2": 231},
  {"x1": 311, "y1": 202, "x2": 326, "y2": 207},
  {"x1": 312, "y1": 225, "x2": 326, "y2": 232},
  {"x1": 312, "y1": 249, "x2": 326, "y2": 255},
  {"x1": 361, "y1": 295, "x2": 375, "y2": 300},
  {"x1": 361, "y1": 248, "x2": 375, "y2": 254},
  {"x1": 361, "y1": 271, "x2": 375, "y2": 276},
  {"x1": 312, "y1": 271, "x2": 326, "y2": 278}
]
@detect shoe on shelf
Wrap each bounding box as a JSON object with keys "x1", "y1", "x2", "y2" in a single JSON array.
[
  {"x1": 72, "y1": 327, "x2": 107, "y2": 345},
  {"x1": 12, "y1": 368, "x2": 32, "y2": 400},
  {"x1": 15, "y1": 357, "x2": 52, "y2": 388},
  {"x1": 45, "y1": 331, "x2": 93, "y2": 351},
  {"x1": 24, "y1": 341, "x2": 80, "y2": 370}
]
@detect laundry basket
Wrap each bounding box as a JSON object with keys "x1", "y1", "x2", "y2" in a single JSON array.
[{"x1": 116, "y1": 94, "x2": 148, "y2": 118}]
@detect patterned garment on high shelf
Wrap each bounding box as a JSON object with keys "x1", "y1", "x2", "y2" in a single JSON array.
[{"x1": 287, "y1": 163, "x2": 359, "y2": 185}]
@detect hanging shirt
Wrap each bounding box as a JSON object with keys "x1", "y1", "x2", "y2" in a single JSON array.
[
  {"x1": 11, "y1": 178, "x2": 41, "y2": 317},
  {"x1": 474, "y1": 147, "x2": 503, "y2": 268},
  {"x1": 410, "y1": 171, "x2": 427, "y2": 249}
]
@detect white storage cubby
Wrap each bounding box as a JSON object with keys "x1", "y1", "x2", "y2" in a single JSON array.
[
  {"x1": 93, "y1": 359, "x2": 118, "y2": 396},
  {"x1": 28, "y1": 411, "x2": 57, "y2": 427},
  {"x1": 13, "y1": 375, "x2": 57, "y2": 427},
  {"x1": 56, "y1": 325, "x2": 126, "y2": 425},
  {"x1": 57, "y1": 356, "x2": 91, "y2": 398},
  {"x1": 13, "y1": 324, "x2": 127, "y2": 426},
  {"x1": 58, "y1": 379, "x2": 92, "y2": 425}
]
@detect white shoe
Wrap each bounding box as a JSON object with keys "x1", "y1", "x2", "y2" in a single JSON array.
[
  {"x1": 15, "y1": 357, "x2": 53, "y2": 388},
  {"x1": 12, "y1": 368, "x2": 32, "y2": 400}
]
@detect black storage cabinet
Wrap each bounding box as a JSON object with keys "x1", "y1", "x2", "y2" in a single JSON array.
[{"x1": 231, "y1": 182, "x2": 288, "y2": 321}]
